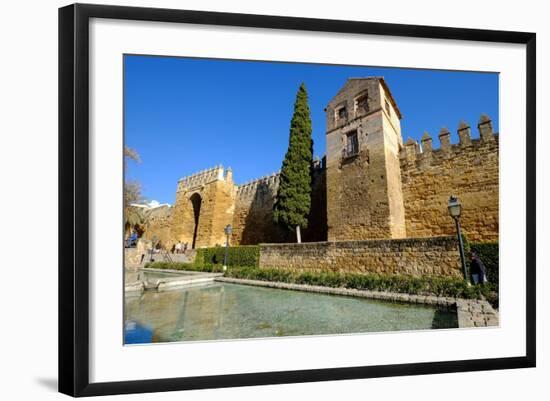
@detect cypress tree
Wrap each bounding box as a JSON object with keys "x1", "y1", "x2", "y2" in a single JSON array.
[{"x1": 273, "y1": 83, "x2": 313, "y2": 243}]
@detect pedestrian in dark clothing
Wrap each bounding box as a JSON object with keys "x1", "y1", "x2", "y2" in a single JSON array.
[{"x1": 470, "y1": 251, "x2": 487, "y2": 284}]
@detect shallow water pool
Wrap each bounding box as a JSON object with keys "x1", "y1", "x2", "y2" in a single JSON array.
[{"x1": 124, "y1": 282, "x2": 457, "y2": 344}]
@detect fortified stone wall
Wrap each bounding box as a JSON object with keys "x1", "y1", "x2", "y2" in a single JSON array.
[
  {"x1": 231, "y1": 173, "x2": 285, "y2": 245},
  {"x1": 400, "y1": 116, "x2": 499, "y2": 242},
  {"x1": 231, "y1": 159, "x2": 328, "y2": 245},
  {"x1": 259, "y1": 236, "x2": 462, "y2": 277}
]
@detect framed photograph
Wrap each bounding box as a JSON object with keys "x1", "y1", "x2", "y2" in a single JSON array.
[{"x1": 58, "y1": 3, "x2": 536, "y2": 397}]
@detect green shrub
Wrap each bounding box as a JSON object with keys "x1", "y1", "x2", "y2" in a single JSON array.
[{"x1": 195, "y1": 246, "x2": 260, "y2": 268}]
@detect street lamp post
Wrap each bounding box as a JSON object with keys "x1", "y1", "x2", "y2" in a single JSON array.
[
  {"x1": 448, "y1": 195, "x2": 468, "y2": 281},
  {"x1": 150, "y1": 235, "x2": 158, "y2": 263},
  {"x1": 223, "y1": 224, "x2": 233, "y2": 271}
]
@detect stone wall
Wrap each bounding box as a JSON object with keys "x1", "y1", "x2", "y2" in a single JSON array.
[
  {"x1": 400, "y1": 118, "x2": 499, "y2": 242},
  {"x1": 231, "y1": 173, "x2": 285, "y2": 245},
  {"x1": 259, "y1": 236, "x2": 462, "y2": 277},
  {"x1": 231, "y1": 164, "x2": 328, "y2": 245},
  {"x1": 140, "y1": 205, "x2": 173, "y2": 249},
  {"x1": 139, "y1": 165, "x2": 327, "y2": 249}
]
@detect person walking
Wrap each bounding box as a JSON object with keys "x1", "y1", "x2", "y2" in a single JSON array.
[{"x1": 470, "y1": 251, "x2": 488, "y2": 285}]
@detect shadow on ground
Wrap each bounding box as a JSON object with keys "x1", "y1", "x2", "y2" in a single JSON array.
[{"x1": 35, "y1": 377, "x2": 57, "y2": 392}]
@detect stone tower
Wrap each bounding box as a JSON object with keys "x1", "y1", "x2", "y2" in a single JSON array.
[{"x1": 325, "y1": 78, "x2": 406, "y2": 240}]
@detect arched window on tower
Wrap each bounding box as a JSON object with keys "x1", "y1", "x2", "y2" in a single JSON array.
[
  {"x1": 354, "y1": 92, "x2": 369, "y2": 116},
  {"x1": 335, "y1": 104, "x2": 347, "y2": 124}
]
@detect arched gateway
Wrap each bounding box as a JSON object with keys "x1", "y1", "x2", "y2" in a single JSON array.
[{"x1": 170, "y1": 166, "x2": 235, "y2": 249}]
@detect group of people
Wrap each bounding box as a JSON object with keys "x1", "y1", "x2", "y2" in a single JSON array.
[{"x1": 173, "y1": 241, "x2": 189, "y2": 254}]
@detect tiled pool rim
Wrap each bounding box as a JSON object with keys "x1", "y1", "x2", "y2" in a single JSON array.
[{"x1": 125, "y1": 270, "x2": 499, "y2": 329}]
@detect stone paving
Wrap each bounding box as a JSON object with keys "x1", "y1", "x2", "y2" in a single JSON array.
[{"x1": 456, "y1": 299, "x2": 499, "y2": 328}]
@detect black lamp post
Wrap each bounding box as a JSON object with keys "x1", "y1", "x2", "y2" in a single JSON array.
[
  {"x1": 223, "y1": 224, "x2": 233, "y2": 271},
  {"x1": 448, "y1": 195, "x2": 468, "y2": 281}
]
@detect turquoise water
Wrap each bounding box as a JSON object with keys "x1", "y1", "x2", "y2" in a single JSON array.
[{"x1": 124, "y1": 282, "x2": 457, "y2": 343}]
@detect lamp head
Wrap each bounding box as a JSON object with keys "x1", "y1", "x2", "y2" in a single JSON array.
[
  {"x1": 224, "y1": 224, "x2": 233, "y2": 235},
  {"x1": 448, "y1": 195, "x2": 462, "y2": 219}
]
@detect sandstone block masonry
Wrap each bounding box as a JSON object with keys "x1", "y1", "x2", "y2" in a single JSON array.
[
  {"x1": 400, "y1": 118, "x2": 499, "y2": 242},
  {"x1": 259, "y1": 237, "x2": 462, "y2": 277}
]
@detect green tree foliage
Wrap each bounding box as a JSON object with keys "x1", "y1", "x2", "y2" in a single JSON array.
[{"x1": 273, "y1": 83, "x2": 313, "y2": 241}]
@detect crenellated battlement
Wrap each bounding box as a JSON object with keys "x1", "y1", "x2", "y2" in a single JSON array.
[
  {"x1": 399, "y1": 114, "x2": 499, "y2": 242},
  {"x1": 399, "y1": 114, "x2": 498, "y2": 167},
  {"x1": 236, "y1": 172, "x2": 280, "y2": 200},
  {"x1": 177, "y1": 165, "x2": 230, "y2": 191}
]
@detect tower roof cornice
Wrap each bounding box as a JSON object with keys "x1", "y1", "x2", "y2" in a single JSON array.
[{"x1": 326, "y1": 77, "x2": 402, "y2": 119}]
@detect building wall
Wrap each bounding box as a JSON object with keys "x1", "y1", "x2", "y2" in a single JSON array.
[
  {"x1": 259, "y1": 236, "x2": 462, "y2": 277},
  {"x1": 400, "y1": 120, "x2": 499, "y2": 242}
]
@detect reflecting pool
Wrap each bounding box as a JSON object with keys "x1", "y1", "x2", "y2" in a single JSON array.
[{"x1": 124, "y1": 282, "x2": 457, "y2": 344}]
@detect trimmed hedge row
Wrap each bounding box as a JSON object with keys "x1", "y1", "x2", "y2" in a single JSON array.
[{"x1": 195, "y1": 245, "x2": 259, "y2": 268}]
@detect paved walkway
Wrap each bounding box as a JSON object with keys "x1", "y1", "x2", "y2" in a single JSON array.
[{"x1": 456, "y1": 299, "x2": 499, "y2": 328}]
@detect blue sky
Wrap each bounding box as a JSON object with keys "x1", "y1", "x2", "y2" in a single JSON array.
[{"x1": 124, "y1": 55, "x2": 499, "y2": 205}]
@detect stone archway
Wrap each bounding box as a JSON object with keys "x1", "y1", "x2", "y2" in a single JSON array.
[
  {"x1": 189, "y1": 192, "x2": 202, "y2": 249},
  {"x1": 170, "y1": 166, "x2": 236, "y2": 248}
]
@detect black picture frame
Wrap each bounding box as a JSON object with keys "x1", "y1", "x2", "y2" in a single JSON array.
[{"x1": 59, "y1": 3, "x2": 536, "y2": 397}]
